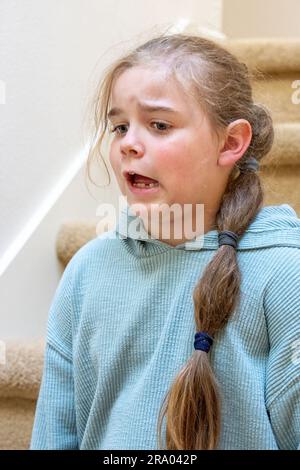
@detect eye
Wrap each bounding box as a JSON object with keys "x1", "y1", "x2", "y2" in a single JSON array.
[
  {"x1": 151, "y1": 121, "x2": 171, "y2": 132},
  {"x1": 109, "y1": 124, "x2": 128, "y2": 135},
  {"x1": 109, "y1": 121, "x2": 171, "y2": 135}
]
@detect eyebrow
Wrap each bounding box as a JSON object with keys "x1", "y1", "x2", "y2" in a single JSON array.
[{"x1": 107, "y1": 102, "x2": 179, "y2": 119}]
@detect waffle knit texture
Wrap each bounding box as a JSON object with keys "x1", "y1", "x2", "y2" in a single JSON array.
[{"x1": 30, "y1": 203, "x2": 300, "y2": 450}]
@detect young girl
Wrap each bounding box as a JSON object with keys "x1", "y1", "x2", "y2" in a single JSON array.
[{"x1": 30, "y1": 33, "x2": 300, "y2": 450}]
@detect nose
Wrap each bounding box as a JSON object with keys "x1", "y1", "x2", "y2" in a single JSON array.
[{"x1": 120, "y1": 128, "x2": 145, "y2": 158}]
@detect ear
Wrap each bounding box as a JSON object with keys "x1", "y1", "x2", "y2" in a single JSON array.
[{"x1": 218, "y1": 119, "x2": 252, "y2": 168}]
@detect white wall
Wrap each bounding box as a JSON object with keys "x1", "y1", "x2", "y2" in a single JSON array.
[
  {"x1": 0, "y1": 162, "x2": 122, "y2": 340},
  {"x1": 223, "y1": 0, "x2": 300, "y2": 38},
  {"x1": 0, "y1": 0, "x2": 223, "y2": 339}
]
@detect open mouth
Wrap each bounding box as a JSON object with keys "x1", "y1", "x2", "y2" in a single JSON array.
[{"x1": 125, "y1": 171, "x2": 160, "y2": 189}]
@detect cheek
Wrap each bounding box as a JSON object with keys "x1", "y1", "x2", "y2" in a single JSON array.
[
  {"x1": 157, "y1": 142, "x2": 187, "y2": 172},
  {"x1": 108, "y1": 149, "x2": 124, "y2": 190},
  {"x1": 157, "y1": 140, "x2": 195, "y2": 176},
  {"x1": 109, "y1": 146, "x2": 119, "y2": 173},
  {"x1": 156, "y1": 144, "x2": 189, "y2": 196},
  {"x1": 157, "y1": 139, "x2": 213, "y2": 199}
]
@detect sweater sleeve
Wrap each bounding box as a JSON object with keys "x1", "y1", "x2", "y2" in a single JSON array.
[
  {"x1": 264, "y1": 249, "x2": 300, "y2": 450},
  {"x1": 30, "y1": 257, "x2": 79, "y2": 450}
]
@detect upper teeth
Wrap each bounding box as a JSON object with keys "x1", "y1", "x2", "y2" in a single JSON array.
[{"x1": 128, "y1": 171, "x2": 135, "y2": 175}]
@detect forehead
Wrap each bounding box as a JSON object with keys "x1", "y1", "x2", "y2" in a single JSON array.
[{"x1": 110, "y1": 66, "x2": 192, "y2": 110}]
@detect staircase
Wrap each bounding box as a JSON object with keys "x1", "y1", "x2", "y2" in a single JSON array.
[
  {"x1": 226, "y1": 38, "x2": 300, "y2": 213},
  {"x1": 1, "y1": 38, "x2": 299, "y2": 450}
]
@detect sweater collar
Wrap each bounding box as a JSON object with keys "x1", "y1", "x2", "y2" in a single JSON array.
[
  {"x1": 116, "y1": 203, "x2": 212, "y2": 252},
  {"x1": 115, "y1": 202, "x2": 300, "y2": 253}
]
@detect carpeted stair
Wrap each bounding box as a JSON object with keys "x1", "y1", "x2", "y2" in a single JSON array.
[
  {"x1": 1, "y1": 38, "x2": 299, "y2": 449},
  {"x1": 226, "y1": 38, "x2": 300, "y2": 216},
  {"x1": 0, "y1": 339, "x2": 45, "y2": 450}
]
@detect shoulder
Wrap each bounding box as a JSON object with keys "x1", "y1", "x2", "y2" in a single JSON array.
[
  {"x1": 64, "y1": 229, "x2": 118, "y2": 273},
  {"x1": 263, "y1": 246, "x2": 300, "y2": 322},
  {"x1": 263, "y1": 247, "x2": 300, "y2": 407},
  {"x1": 261, "y1": 246, "x2": 300, "y2": 364},
  {"x1": 46, "y1": 230, "x2": 118, "y2": 342},
  {"x1": 53, "y1": 229, "x2": 119, "y2": 305},
  {"x1": 263, "y1": 246, "x2": 300, "y2": 301}
]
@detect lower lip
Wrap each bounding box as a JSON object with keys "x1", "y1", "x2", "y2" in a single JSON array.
[{"x1": 126, "y1": 179, "x2": 160, "y2": 195}]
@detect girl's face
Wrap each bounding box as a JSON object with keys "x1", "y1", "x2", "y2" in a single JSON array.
[{"x1": 108, "y1": 65, "x2": 231, "y2": 235}]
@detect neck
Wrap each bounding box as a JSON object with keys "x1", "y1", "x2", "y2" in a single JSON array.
[{"x1": 139, "y1": 204, "x2": 218, "y2": 247}]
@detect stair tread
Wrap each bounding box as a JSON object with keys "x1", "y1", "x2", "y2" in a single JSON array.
[{"x1": 225, "y1": 38, "x2": 300, "y2": 73}]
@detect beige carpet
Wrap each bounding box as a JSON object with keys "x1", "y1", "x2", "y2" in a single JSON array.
[
  {"x1": 0, "y1": 339, "x2": 44, "y2": 450},
  {"x1": 1, "y1": 38, "x2": 299, "y2": 450}
]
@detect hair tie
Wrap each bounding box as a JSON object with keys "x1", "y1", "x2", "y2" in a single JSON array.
[
  {"x1": 218, "y1": 230, "x2": 239, "y2": 249},
  {"x1": 238, "y1": 156, "x2": 259, "y2": 173},
  {"x1": 194, "y1": 331, "x2": 213, "y2": 353}
]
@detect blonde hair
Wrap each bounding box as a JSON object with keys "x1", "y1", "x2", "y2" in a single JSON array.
[{"x1": 86, "y1": 33, "x2": 274, "y2": 450}]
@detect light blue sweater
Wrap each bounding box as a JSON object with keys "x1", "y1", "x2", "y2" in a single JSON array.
[{"x1": 30, "y1": 203, "x2": 300, "y2": 450}]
